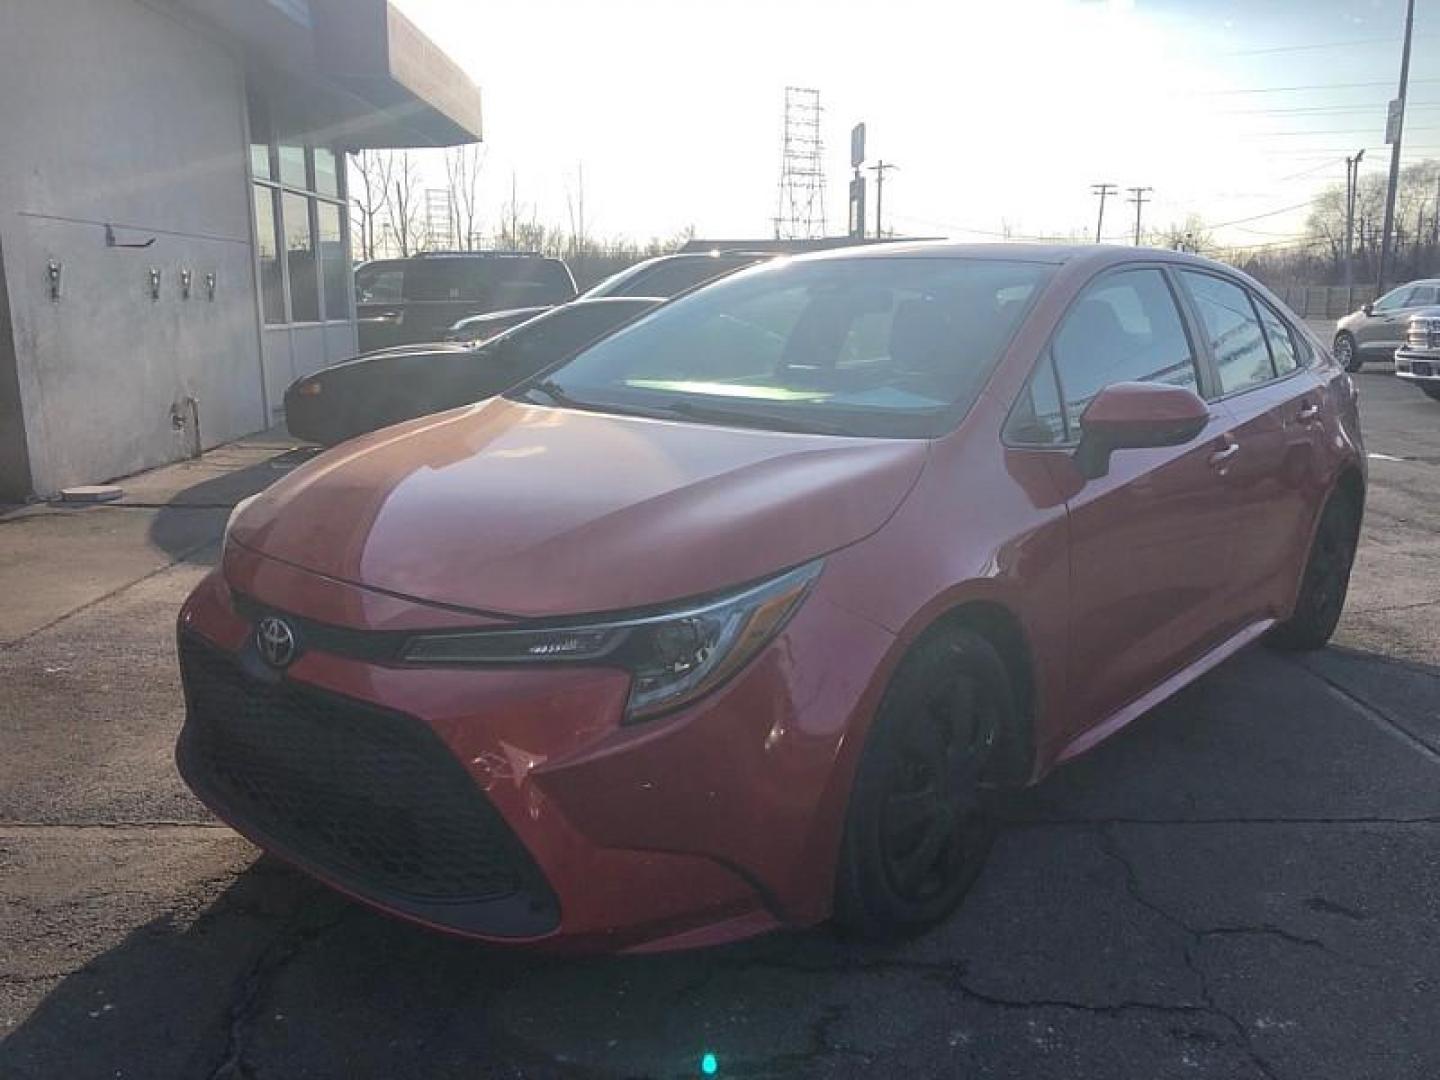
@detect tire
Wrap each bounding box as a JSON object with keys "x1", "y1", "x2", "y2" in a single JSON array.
[
  {"x1": 1268, "y1": 491, "x2": 1361, "y2": 652},
  {"x1": 1334, "y1": 332, "x2": 1362, "y2": 373},
  {"x1": 833, "y1": 627, "x2": 1012, "y2": 939},
  {"x1": 1421, "y1": 384, "x2": 1440, "y2": 403}
]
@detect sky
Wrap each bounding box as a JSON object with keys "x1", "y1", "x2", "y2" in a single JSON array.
[{"x1": 388, "y1": 0, "x2": 1439, "y2": 249}]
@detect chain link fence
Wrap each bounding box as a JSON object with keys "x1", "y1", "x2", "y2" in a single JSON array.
[{"x1": 1274, "y1": 285, "x2": 1378, "y2": 320}]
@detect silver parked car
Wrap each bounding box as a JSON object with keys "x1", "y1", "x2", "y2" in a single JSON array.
[{"x1": 1334, "y1": 279, "x2": 1440, "y2": 371}]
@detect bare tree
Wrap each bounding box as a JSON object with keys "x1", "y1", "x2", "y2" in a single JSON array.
[
  {"x1": 444, "y1": 144, "x2": 485, "y2": 250},
  {"x1": 388, "y1": 150, "x2": 422, "y2": 257},
  {"x1": 349, "y1": 149, "x2": 394, "y2": 262},
  {"x1": 1155, "y1": 213, "x2": 1215, "y2": 255}
]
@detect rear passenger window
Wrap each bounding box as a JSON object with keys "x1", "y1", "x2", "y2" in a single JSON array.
[
  {"x1": 1255, "y1": 300, "x2": 1300, "y2": 376},
  {"x1": 1181, "y1": 271, "x2": 1274, "y2": 395}
]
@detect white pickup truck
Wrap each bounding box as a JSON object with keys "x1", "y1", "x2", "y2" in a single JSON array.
[{"x1": 1395, "y1": 307, "x2": 1440, "y2": 402}]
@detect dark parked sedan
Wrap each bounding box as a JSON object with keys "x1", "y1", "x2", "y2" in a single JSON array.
[
  {"x1": 284, "y1": 297, "x2": 660, "y2": 445},
  {"x1": 444, "y1": 251, "x2": 769, "y2": 343}
]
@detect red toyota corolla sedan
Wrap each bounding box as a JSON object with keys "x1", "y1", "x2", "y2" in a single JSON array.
[{"x1": 176, "y1": 243, "x2": 1364, "y2": 952}]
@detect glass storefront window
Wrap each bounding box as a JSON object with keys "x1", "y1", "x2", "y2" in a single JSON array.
[
  {"x1": 283, "y1": 191, "x2": 319, "y2": 322},
  {"x1": 252, "y1": 135, "x2": 346, "y2": 327},
  {"x1": 250, "y1": 143, "x2": 273, "y2": 181},
  {"x1": 313, "y1": 148, "x2": 338, "y2": 197},
  {"x1": 254, "y1": 186, "x2": 284, "y2": 324},
  {"x1": 316, "y1": 201, "x2": 349, "y2": 319},
  {"x1": 278, "y1": 144, "x2": 308, "y2": 190}
]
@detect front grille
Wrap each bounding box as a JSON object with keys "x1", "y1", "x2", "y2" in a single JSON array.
[
  {"x1": 178, "y1": 635, "x2": 552, "y2": 912},
  {"x1": 1406, "y1": 320, "x2": 1440, "y2": 351}
]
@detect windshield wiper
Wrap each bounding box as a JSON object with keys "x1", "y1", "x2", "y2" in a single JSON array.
[
  {"x1": 521, "y1": 378, "x2": 588, "y2": 409},
  {"x1": 628, "y1": 397, "x2": 851, "y2": 436},
  {"x1": 521, "y1": 381, "x2": 852, "y2": 435}
]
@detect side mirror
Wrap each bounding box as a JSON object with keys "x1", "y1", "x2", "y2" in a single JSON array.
[
  {"x1": 1362, "y1": 302, "x2": 1374, "y2": 316},
  {"x1": 1074, "y1": 382, "x2": 1210, "y2": 480}
]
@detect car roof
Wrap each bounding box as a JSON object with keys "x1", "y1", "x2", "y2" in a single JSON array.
[{"x1": 785, "y1": 240, "x2": 1227, "y2": 268}]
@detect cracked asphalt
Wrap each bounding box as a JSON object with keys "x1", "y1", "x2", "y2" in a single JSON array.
[{"x1": 3, "y1": 370, "x2": 1439, "y2": 1079}]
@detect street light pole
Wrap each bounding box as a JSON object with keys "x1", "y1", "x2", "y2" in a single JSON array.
[{"x1": 1377, "y1": 0, "x2": 1416, "y2": 294}]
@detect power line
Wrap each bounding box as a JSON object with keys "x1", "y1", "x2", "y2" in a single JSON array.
[
  {"x1": 1275, "y1": 158, "x2": 1346, "y2": 182},
  {"x1": 1179, "y1": 77, "x2": 1440, "y2": 97},
  {"x1": 1220, "y1": 34, "x2": 1436, "y2": 57},
  {"x1": 1235, "y1": 126, "x2": 1440, "y2": 137},
  {"x1": 1207, "y1": 200, "x2": 1316, "y2": 229},
  {"x1": 1218, "y1": 102, "x2": 1440, "y2": 117}
]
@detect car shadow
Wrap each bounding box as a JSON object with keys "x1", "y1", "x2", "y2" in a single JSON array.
[
  {"x1": 146, "y1": 448, "x2": 321, "y2": 565},
  {"x1": 5, "y1": 644, "x2": 1440, "y2": 1079}
]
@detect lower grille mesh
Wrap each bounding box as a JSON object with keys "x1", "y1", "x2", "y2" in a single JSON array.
[{"x1": 179, "y1": 635, "x2": 542, "y2": 904}]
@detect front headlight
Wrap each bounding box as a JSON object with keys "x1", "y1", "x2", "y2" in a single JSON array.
[{"x1": 402, "y1": 560, "x2": 823, "y2": 722}]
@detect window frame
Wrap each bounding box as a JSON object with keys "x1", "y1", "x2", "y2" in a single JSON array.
[
  {"x1": 249, "y1": 142, "x2": 351, "y2": 326},
  {"x1": 1172, "y1": 267, "x2": 1311, "y2": 403},
  {"x1": 1002, "y1": 261, "x2": 1207, "y2": 450}
]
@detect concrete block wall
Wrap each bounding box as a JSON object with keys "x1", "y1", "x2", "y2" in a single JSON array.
[{"x1": 0, "y1": 0, "x2": 267, "y2": 498}]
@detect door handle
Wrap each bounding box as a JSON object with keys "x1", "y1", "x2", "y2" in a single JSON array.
[
  {"x1": 1296, "y1": 402, "x2": 1321, "y2": 423},
  {"x1": 1208, "y1": 443, "x2": 1240, "y2": 468}
]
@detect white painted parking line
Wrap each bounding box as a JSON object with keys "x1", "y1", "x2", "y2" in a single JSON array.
[{"x1": 1368, "y1": 452, "x2": 1406, "y2": 462}]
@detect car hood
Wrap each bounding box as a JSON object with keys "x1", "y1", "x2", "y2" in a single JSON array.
[
  {"x1": 230, "y1": 397, "x2": 927, "y2": 619},
  {"x1": 454, "y1": 306, "x2": 550, "y2": 329}
]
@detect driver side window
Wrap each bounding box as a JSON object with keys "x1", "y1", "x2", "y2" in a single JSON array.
[{"x1": 1006, "y1": 268, "x2": 1198, "y2": 446}]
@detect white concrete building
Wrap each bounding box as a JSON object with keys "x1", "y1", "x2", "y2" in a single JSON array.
[{"x1": 0, "y1": 0, "x2": 482, "y2": 500}]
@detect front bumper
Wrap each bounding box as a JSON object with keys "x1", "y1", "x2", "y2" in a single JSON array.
[
  {"x1": 175, "y1": 550, "x2": 895, "y2": 952},
  {"x1": 1394, "y1": 350, "x2": 1440, "y2": 383}
]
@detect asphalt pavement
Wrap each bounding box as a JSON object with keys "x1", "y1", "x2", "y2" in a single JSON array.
[{"x1": 2, "y1": 369, "x2": 1438, "y2": 1079}]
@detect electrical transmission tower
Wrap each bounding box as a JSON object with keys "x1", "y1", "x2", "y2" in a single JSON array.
[
  {"x1": 774, "y1": 87, "x2": 827, "y2": 240},
  {"x1": 424, "y1": 188, "x2": 456, "y2": 251}
]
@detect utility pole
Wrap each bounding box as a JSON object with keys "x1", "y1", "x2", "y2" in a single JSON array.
[
  {"x1": 1127, "y1": 186, "x2": 1153, "y2": 246},
  {"x1": 509, "y1": 171, "x2": 518, "y2": 249},
  {"x1": 1432, "y1": 171, "x2": 1440, "y2": 248},
  {"x1": 1345, "y1": 150, "x2": 1365, "y2": 288},
  {"x1": 868, "y1": 160, "x2": 898, "y2": 238},
  {"x1": 1377, "y1": 0, "x2": 1416, "y2": 294},
  {"x1": 1091, "y1": 183, "x2": 1118, "y2": 244}
]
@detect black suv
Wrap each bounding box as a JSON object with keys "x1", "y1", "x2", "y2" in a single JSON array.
[{"x1": 355, "y1": 252, "x2": 577, "y2": 352}]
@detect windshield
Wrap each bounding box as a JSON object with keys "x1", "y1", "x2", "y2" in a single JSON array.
[
  {"x1": 517, "y1": 256, "x2": 1052, "y2": 437},
  {"x1": 581, "y1": 256, "x2": 757, "y2": 299},
  {"x1": 485, "y1": 301, "x2": 655, "y2": 366}
]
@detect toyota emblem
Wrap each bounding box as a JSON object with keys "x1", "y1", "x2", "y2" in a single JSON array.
[{"x1": 255, "y1": 615, "x2": 298, "y2": 669}]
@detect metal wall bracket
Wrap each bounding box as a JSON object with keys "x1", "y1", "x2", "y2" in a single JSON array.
[
  {"x1": 148, "y1": 267, "x2": 161, "y2": 301},
  {"x1": 180, "y1": 268, "x2": 193, "y2": 300},
  {"x1": 46, "y1": 259, "x2": 62, "y2": 302},
  {"x1": 205, "y1": 271, "x2": 216, "y2": 301},
  {"x1": 105, "y1": 223, "x2": 155, "y2": 249}
]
